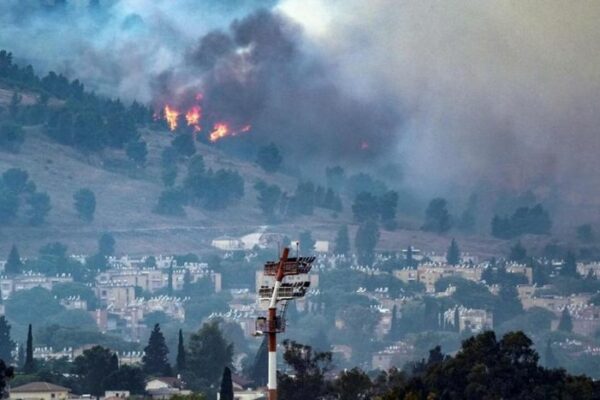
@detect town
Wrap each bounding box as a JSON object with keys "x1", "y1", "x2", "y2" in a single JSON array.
[{"x1": 0, "y1": 227, "x2": 598, "y2": 399}]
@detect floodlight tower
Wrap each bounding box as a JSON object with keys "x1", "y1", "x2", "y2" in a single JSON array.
[{"x1": 255, "y1": 247, "x2": 315, "y2": 400}]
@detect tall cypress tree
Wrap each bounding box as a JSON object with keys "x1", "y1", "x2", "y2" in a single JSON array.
[
  {"x1": 251, "y1": 336, "x2": 268, "y2": 387},
  {"x1": 219, "y1": 366, "x2": 234, "y2": 400},
  {"x1": 167, "y1": 262, "x2": 174, "y2": 297},
  {"x1": 23, "y1": 324, "x2": 34, "y2": 374},
  {"x1": 334, "y1": 225, "x2": 350, "y2": 255},
  {"x1": 143, "y1": 324, "x2": 171, "y2": 376},
  {"x1": 388, "y1": 305, "x2": 399, "y2": 340},
  {"x1": 176, "y1": 329, "x2": 186, "y2": 372},
  {"x1": 557, "y1": 308, "x2": 573, "y2": 332},
  {"x1": 446, "y1": 238, "x2": 461, "y2": 266},
  {"x1": 0, "y1": 317, "x2": 15, "y2": 363},
  {"x1": 5, "y1": 245, "x2": 23, "y2": 275}
]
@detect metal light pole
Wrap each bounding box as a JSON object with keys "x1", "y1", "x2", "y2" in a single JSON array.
[{"x1": 256, "y1": 247, "x2": 315, "y2": 400}]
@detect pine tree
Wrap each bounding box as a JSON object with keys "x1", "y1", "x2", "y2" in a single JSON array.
[
  {"x1": 560, "y1": 251, "x2": 578, "y2": 278},
  {"x1": 167, "y1": 262, "x2": 174, "y2": 297},
  {"x1": 544, "y1": 339, "x2": 557, "y2": 368},
  {"x1": 24, "y1": 324, "x2": 34, "y2": 374},
  {"x1": 250, "y1": 336, "x2": 268, "y2": 387},
  {"x1": 388, "y1": 305, "x2": 399, "y2": 340},
  {"x1": 176, "y1": 329, "x2": 186, "y2": 372},
  {"x1": 143, "y1": 324, "x2": 171, "y2": 376},
  {"x1": 557, "y1": 308, "x2": 573, "y2": 332},
  {"x1": 334, "y1": 225, "x2": 350, "y2": 255},
  {"x1": 219, "y1": 366, "x2": 234, "y2": 400},
  {"x1": 0, "y1": 317, "x2": 15, "y2": 363},
  {"x1": 5, "y1": 245, "x2": 22, "y2": 275},
  {"x1": 453, "y1": 307, "x2": 461, "y2": 333},
  {"x1": 110, "y1": 353, "x2": 119, "y2": 371},
  {"x1": 446, "y1": 238, "x2": 461, "y2": 266}
]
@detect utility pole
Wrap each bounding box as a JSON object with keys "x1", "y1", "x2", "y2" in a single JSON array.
[{"x1": 255, "y1": 247, "x2": 315, "y2": 400}]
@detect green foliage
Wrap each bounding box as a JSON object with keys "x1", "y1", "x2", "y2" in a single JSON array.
[
  {"x1": 352, "y1": 190, "x2": 398, "y2": 228},
  {"x1": 172, "y1": 133, "x2": 196, "y2": 157},
  {"x1": 333, "y1": 367, "x2": 373, "y2": 400},
  {"x1": 184, "y1": 321, "x2": 233, "y2": 390},
  {"x1": 103, "y1": 365, "x2": 145, "y2": 394},
  {"x1": 73, "y1": 345, "x2": 117, "y2": 396},
  {"x1": 325, "y1": 166, "x2": 345, "y2": 190},
  {"x1": 0, "y1": 317, "x2": 15, "y2": 363},
  {"x1": 279, "y1": 340, "x2": 332, "y2": 400},
  {"x1": 492, "y1": 204, "x2": 552, "y2": 239},
  {"x1": 176, "y1": 329, "x2": 186, "y2": 372},
  {"x1": 6, "y1": 287, "x2": 64, "y2": 325},
  {"x1": 48, "y1": 310, "x2": 97, "y2": 330},
  {"x1": 99, "y1": 232, "x2": 116, "y2": 256},
  {"x1": 73, "y1": 188, "x2": 96, "y2": 222},
  {"x1": 26, "y1": 191, "x2": 51, "y2": 225},
  {"x1": 256, "y1": 142, "x2": 283, "y2": 173},
  {"x1": 125, "y1": 140, "x2": 148, "y2": 166},
  {"x1": 299, "y1": 230, "x2": 316, "y2": 252},
  {"x1": 422, "y1": 197, "x2": 452, "y2": 233},
  {"x1": 557, "y1": 308, "x2": 573, "y2": 332},
  {"x1": 2, "y1": 168, "x2": 29, "y2": 194},
  {"x1": 446, "y1": 238, "x2": 461, "y2": 265},
  {"x1": 250, "y1": 336, "x2": 268, "y2": 387},
  {"x1": 155, "y1": 189, "x2": 186, "y2": 216},
  {"x1": 355, "y1": 220, "x2": 380, "y2": 265},
  {"x1": 219, "y1": 366, "x2": 233, "y2": 400},
  {"x1": 143, "y1": 324, "x2": 172, "y2": 376},
  {"x1": 4, "y1": 244, "x2": 23, "y2": 275},
  {"x1": 560, "y1": 251, "x2": 578, "y2": 278},
  {"x1": 0, "y1": 122, "x2": 25, "y2": 153},
  {"x1": 24, "y1": 324, "x2": 34, "y2": 374},
  {"x1": 0, "y1": 185, "x2": 19, "y2": 223},
  {"x1": 509, "y1": 241, "x2": 528, "y2": 263},
  {"x1": 254, "y1": 180, "x2": 281, "y2": 218},
  {"x1": 577, "y1": 224, "x2": 595, "y2": 243},
  {"x1": 334, "y1": 225, "x2": 350, "y2": 255}
]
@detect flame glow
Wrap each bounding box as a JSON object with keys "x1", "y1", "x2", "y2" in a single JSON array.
[
  {"x1": 210, "y1": 122, "x2": 230, "y2": 142},
  {"x1": 185, "y1": 106, "x2": 202, "y2": 131},
  {"x1": 164, "y1": 105, "x2": 180, "y2": 131}
]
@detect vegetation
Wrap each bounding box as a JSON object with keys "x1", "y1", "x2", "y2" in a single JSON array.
[
  {"x1": 492, "y1": 204, "x2": 552, "y2": 239},
  {"x1": 73, "y1": 188, "x2": 96, "y2": 222}
]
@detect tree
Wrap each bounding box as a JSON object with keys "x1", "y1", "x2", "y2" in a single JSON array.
[
  {"x1": 26, "y1": 191, "x2": 51, "y2": 225},
  {"x1": 6, "y1": 288, "x2": 64, "y2": 326},
  {"x1": 355, "y1": 220, "x2": 380, "y2": 265},
  {"x1": 333, "y1": 368, "x2": 372, "y2": 400},
  {"x1": 2, "y1": 168, "x2": 29, "y2": 194},
  {"x1": 334, "y1": 225, "x2": 350, "y2": 255},
  {"x1": 379, "y1": 190, "x2": 398, "y2": 229},
  {"x1": 17, "y1": 342, "x2": 24, "y2": 369},
  {"x1": 422, "y1": 198, "x2": 452, "y2": 233},
  {"x1": 24, "y1": 324, "x2": 34, "y2": 374},
  {"x1": 126, "y1": 140, "x2": 148, "y2": 166},
  {"x1": 509, "y1": 241, "x2": 527, "y2": 263},
  {"x1": 279, "y1": 340, "x2": 332, "y2": 400},
  {"x1": 99, "y1": 233, "x2": 116, "y2": 256},
  {"x1": 219, "y1": 367, "x2": 233, "y2": 400},
  {"x1": 576, "y1": 224, "x2": 595, "y2": 243},
  {"x1": 388, "y1": 305, "x2": 399, "y2": 340},
  {"x1": 256, "y1": 143, "x2": 283, "y2": 173},
  {"x1": 250, "y1": 336, "x2": 268, "y2": 387},
  {"x1": 0, "y1": 122, "x2": 25, "y2": 153},
  {"x1": 73, "y1": 345, "x2": 115, "y2": 396},
  {"x1": 185, "y1": 321, "x2": 233, "y2": 390},
  {"x1": 143, "y1": 324, "x2": 172, "y2": 376},
  {"x1": 155, "y1": 189, "x2": 186, "y2": 216},
  {"x1": 176, "y1": 329, "x2": 186, "y2": 372},
  {"x1": 167, "y1": 262, "x2": 174, "y2": 296},
  {"x1": 0, "y1": 187, "x2": 19, "y2": 224},
  {"x1": 325, "y1": 166, "x2": 345, "y2": 190},
  {"x1": 560, "y1": 251, "x2": 578, "y2": 278},
  {"x1": 557, "y1": 308, "x2": 573, "y2": 332},
  {"x1": 103, "y1": 365, "x2": 145, "y2": 394},
  {"x1": 352, "y1": 192, "x2": 379, "y2": 223},
  {"x1": 73, "y1": 188, "x2": 96, "y2": 222},
  {"x1": 0, "y1": 317, "x2": 15, "y2": 364},
  {"x1": 0, "y1": 359, "x2": 13, "y2": 397},
  {"x1": 4, "y1": 245, "x2": 23, "y2": 275},
  {"x1": 446, "y1": 238, "x2": 461, "y2": 266},
  {"x1": 172, "y1": 133, "x2": 196, "y2": 157},
  {"x1": 299, "y1": 231, "x2": 316, "y2": 253},
  {"x1": 544, "y1": 340, "x2": 557, "y2": 368},
  {"x1": 254, "y1": 180, "x2": 281, "y2": 218}
]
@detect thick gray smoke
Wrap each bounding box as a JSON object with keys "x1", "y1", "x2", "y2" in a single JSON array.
[
  {"x1": 1, "y1": 0, "x2": 600, "y2": 220},
  {"x1": 284, "y1": 0, "x2": 600, "y2": 216}
]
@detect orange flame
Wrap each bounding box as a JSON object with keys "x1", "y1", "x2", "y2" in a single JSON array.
[
  {"x1": 164, "y1": 105, "x2": 179, "y2": 131},
  {"x1": 210, "y1": 122, "x2": 230, "y2": 142},
  {"x1": 185, "y1": 106, "x2": 202, "y2": 127}
]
